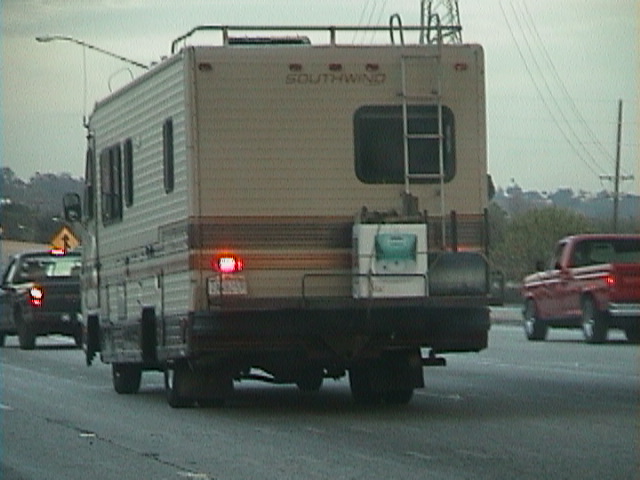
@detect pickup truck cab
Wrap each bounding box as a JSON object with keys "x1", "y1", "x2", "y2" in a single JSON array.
[
  {"x1": 521, "y1": 234, "x2": 640, "y2": 343},
  {"x1": 0, "y1": 249, "x2": 82, "y2": 349}
]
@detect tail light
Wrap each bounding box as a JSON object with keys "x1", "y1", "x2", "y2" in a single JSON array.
[
  {"x1": 213, "y1": 254, "x2": 244, "y2": 274},
  {"x1": 29, "y1": 286, "x2": 44, "y2": 307},
  {"x1": 605, "y1": 274, "x2": 615, "y2": 289}
]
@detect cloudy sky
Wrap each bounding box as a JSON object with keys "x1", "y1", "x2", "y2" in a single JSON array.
[{"x1": 2, "y1": 0, "x2": 638, "y2": 194}]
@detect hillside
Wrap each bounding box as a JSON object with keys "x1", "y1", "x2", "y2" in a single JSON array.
[
  {"x1": 492, "y1": 183, "x2": 639, "y2": 229},
  {"x1": 0, "y1": 168, "x2": 83, "y2": 243},
  {"x1": 0, "y1": 167, "x2": 637, "y2": 243}
]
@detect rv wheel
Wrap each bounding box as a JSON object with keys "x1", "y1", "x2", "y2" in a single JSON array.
[
  {"x1": 295, "y1": 368, "x2": 324, "y2": 393},
  {"x1": 164, "y1": 363, "x2": 194, "y2": 408},
  {"x1": 349, "y1": 365, "x2": 383, "y2": 405},
  {"x1": 112, "y1": 363, "x2": 142, "y2": 394}
]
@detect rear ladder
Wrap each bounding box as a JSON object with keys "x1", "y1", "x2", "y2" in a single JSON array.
[{"x1": 397, "y1": 16, "x2": 446, "y2": 246}]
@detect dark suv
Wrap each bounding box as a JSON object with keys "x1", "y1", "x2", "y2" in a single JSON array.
[{"x1": 0, "y1": 249, "x2": 82, "y2": 349}]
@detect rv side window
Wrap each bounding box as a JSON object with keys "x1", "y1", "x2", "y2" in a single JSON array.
[
  {"x1": 84, "y1": 147, "x2": 95, "y2": 221},
  {"x1": 163, "y1": 118, "x2": 174, "y2": 194},
  {"x1": 353, "y1": 105, "x2": 455, "y2": 184},
  {"x1": 100, "y1": 144, "x2": 123, "y2": 225},
  {"x1": 123, "y1": 138, "x2": 134, "y2": 207}
]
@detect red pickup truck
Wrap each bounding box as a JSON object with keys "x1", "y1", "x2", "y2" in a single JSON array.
[{"x1": 521, "y1": 234, "x2": 640, "y2": 344}]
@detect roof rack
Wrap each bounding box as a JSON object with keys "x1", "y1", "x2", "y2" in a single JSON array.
[
  {"x1": 170, "y1": 23, "x2": 462, "y2": 54},
  {"x1": 227, "y1": 36, "x2": 311, "y2": 46}
]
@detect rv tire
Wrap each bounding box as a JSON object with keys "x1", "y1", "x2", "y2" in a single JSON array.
[
  {"x1": 295, "y1": 368, "x2": 324, "y2": 393},
  {"x1": 382, "y1": 388, "x2": 414, "y2": 405},
  {"x1": 112, "y1": 363, "x2": 142, "y2": 394},
  {"x1": 349, "y1": 364, "x2": 383, "y2": 405},
  {"x1": 164, "y1": 363, "x2": 194, "y2": 408}
]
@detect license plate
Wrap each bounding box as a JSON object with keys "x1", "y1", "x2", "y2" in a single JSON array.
[{"x1": 208, "y1": 274, "x2": 248, "y2": 296}]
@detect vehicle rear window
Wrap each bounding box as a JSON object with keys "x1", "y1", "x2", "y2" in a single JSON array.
[
  {"x1": 572, "y1": 239, "x2": 640, "y2": 266},
  {"x1": 17, "y1": 254, "x2": 82, "y2": 280},
  {"x1": 353, "y1": 105, "x2": 456, "y2": 184}
]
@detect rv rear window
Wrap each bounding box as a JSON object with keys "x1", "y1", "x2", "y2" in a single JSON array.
[{"x1": 353, "y1": 105, "x2": 455, "y2": 184}]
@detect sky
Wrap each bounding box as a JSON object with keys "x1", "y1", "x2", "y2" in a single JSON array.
[{"x1": 1, "y1": 0, "x2": 638, "y2": 195}]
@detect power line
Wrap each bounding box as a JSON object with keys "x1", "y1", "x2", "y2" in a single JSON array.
[
  {"x1": 499, "y1": 1, "x2": 635, "y2": 184},
  {"x1": 518, "y1": 2, "x2": 632, "y2": 177},
  {"x1": 507, "y1": 2, "x2": 610, "y2": 175},
  {"x1": 499, "y1": 2, "x2": 603, "y2": 178}
]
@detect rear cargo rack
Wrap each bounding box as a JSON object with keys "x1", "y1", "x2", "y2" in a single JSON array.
[{"x1": 170, "y1": 23, "x2": 462, "y2": 54}]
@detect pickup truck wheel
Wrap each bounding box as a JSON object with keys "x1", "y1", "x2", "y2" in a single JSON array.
[
  {"x1": 624, "y1": 326, "x2": 640, "y2": 344},
  {"x1": 581, "y1": 298, "x2": 607, "y2": 344},
  {"x1": 523, "y1": 300, "x2": 547, "y2": 341},
  {"x1": 16, "y1": 311, "x2": 36, "y2": 350},
  {"x1": 112, "y1": 363, "x2": 142, "y2": 394},
  {"x1": 164, "y1": 363, "x2": 194, "y2": 408}
]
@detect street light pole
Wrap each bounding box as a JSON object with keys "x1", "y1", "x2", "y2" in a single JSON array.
[
  {"x1": 35, "y1": 35, "x2": 148, "y2": 70},
  {"x1": 36, "y1": 34, "x2": 149, "y2": 126}
]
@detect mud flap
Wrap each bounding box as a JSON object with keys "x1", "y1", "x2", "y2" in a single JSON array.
[
  {"x1": 85, "y1": 315, "x2": 101, "y2": 366},
  {"x1": 140, "y1": 308, "x2": 157, "y2": 364}
]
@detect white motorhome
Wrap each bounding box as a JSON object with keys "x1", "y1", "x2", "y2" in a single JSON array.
[{"x1": 65, "y1": 22, "x2": 499, "y2": 407}]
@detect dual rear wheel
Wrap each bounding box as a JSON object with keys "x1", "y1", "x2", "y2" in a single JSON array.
[{"x1": 349, "y1": 351, "x2": 420, "y2": 406}]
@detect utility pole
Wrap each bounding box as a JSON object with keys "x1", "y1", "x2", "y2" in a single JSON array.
[
  {"x1": 600, "y1": 99, "x2": 634, "y2": 232},
  {"x1": 613, "y1": 99, "x2": 623, "y2": 232}
]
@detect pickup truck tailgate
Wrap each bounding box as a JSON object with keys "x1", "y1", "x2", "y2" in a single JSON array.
[{"x1": 611, "y1": 264, "x2": 640, "y2": 302}]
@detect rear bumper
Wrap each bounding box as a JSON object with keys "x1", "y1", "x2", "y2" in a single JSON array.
[
  {"x1": 186, "y1": 298, "x2": 491, "y2": 359},
  {"x1": 606, "y1": 303, "x2": 640, "y2": 331},
  {"x1": 29, "y1": 311, "x2": 82, "y2": 336},
  {"x1": 609, "y1": 303, "x2": 640, "y2": 318}
]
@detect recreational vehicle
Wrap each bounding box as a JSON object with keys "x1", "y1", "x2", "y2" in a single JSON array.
[{"x1": 65, "y1": 22, "x2": 498, "y2": 406}]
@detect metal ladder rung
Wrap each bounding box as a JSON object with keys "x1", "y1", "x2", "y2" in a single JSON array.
[
  {"x1": 406, "y1": 173, "x2": 445, "y2": 180},
  {"x1": 406, "y1": 133, "x2": 441, "y2": 140},
  {"x1": 399, "y1": 94, "x2": 439, "y2": 101}
]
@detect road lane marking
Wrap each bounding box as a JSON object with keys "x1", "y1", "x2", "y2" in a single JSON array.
[
  {"x1": 414, "y1": 392, "x2": 463, "y2": 401},
  {"x1": 405, "y1": 451, "x2": 434, "y2": 461},
  {"x1": 177, "y1": 473, "x2": 211, "y2": 479}
]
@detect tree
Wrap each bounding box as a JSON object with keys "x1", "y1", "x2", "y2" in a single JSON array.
[{"x1": 490, "y1": 206, "x2": 595, "y2": 282}]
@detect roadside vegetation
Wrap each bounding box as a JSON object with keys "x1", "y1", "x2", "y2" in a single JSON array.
[
  {"x1": 489, "y1": 200, "x2": 638, "y2": 285},
  {"x1": 1, "y1": 167, "x2": 637, "y2": 285}
]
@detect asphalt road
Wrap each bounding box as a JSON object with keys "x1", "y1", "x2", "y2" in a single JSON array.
[{"x1": 1, "y1": 314, "x2": 638, "y2": 480}]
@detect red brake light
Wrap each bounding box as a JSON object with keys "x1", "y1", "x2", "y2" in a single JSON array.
[
  {"x1": 214, "y1": 255, "x2": 244, "y2": 273},
  {"x1": 606, "y1": 274, "x2": 615, "y2": 288},
  {"x1": 29, "y1": 286, "x2": 44, "y2": 307},
  {"x1": 50, "y1": 248, "x2": 66, "y2": 256}
]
